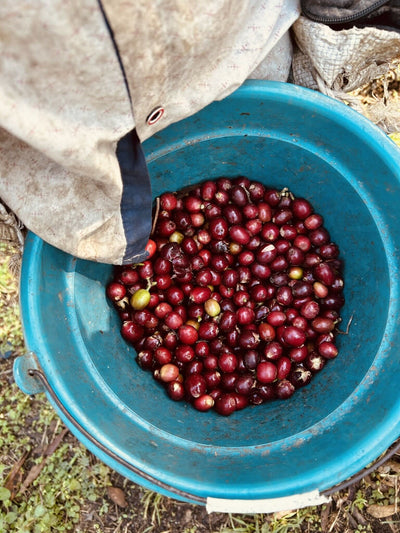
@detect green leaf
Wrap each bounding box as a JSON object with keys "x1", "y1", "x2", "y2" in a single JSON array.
[
  {"x1": 34, "y1": 504, "x2": 47, "y2": 518},
  {"x1": 43, "y1": 491, "x2": 56, "y2": 508},
  {"x1": 0, "y1": 486, "x2": 11, "y2": 501},
  {"x1": 5, "y1": 511, "x2": 18, "y2": 524},
  {"x1": 68, "y1": 479, "x2": 81, "y2": 492}
]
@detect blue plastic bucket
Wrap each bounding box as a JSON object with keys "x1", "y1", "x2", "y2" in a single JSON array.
[{"x1": 15, "y1": 81, "x2": 400, "y2": 512}]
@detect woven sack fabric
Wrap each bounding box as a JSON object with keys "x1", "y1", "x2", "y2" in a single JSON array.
[{"x1": 292, "y1": 16, "x2": 400, "y2": 132}]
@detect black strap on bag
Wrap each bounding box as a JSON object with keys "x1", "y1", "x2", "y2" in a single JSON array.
[
  {"x1": 116, "y1": 130, "x2": 152, "y2": 265},
  {"x1": 301, "y1": 0, "x2": 400, "y2": 29}
]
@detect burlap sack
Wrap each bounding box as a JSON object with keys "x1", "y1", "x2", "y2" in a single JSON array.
[{"x1": 292, "y1": 16, "x2": 400, "y2": 133}]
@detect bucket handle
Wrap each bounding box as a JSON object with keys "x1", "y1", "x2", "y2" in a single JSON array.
[{"x1": 24, "y1": 365, "x2": 400, "y2": 513}]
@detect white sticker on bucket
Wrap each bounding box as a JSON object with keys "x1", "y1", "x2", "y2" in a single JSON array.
[{"x1": 206, "y1": 490, "x2": 330, "y2": 514}]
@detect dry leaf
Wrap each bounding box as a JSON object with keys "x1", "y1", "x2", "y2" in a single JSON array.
[
  {"x1": 320, "y1": 502, "x2": 332, "y2": 532},
  {"x1": 378, "y1": 464, "x2": 391, "y2": 475},
  {"x1": 18, "y1": 427, "x2": 68, "y2": 495},
  {"x1": 346, "y1": 510, "x2": 358, "y2": 529},
  {"x1": 19, "y1": 462, "x2": 47, "y2": 495},
  {"x1": 351, "y1": 507, "x2": 368, "y2": 526},
  {"x1": 44, "y1": 427, "x2": 68, "y2": 457},
  {"x1": 5, "y1": 451, "x2": 29, "y2": 499},
  {"x1": 107, "y1": 486, "x2": 127, "y2": 508},
  {"x1": 380, "y1": 477, "x2": 397, "y2": 488},
  {"x1": 367, "y1": 504, "x2": 397, "y2": 518},
  {"x1": 272, "y1": 510, "x2": 295, "y2": 520},
  {"x1": 385, "y1": 460, "x2": 400, "y2": 474}
]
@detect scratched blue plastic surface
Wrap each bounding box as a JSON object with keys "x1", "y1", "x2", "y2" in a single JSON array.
[{"x1": 17, "y1": 81, "x2": 400, "y2": 503}]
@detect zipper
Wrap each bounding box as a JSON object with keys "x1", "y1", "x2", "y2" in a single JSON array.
[{"x1": 302, "y1": 0, "x2": 390, "y2": 25}]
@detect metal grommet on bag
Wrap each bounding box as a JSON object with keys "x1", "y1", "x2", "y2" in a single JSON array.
[{"x1": 146, "y1": 106, "x2": 164, "y2": 125}]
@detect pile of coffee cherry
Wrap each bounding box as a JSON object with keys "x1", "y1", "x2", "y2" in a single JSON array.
[{"x1": 107, "y1": 177, "x2": 345, "y2": 416}]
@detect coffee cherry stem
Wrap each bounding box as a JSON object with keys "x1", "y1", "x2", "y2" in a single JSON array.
[
  {"x1": 335, "y1": 312, "x2": 354, "y2": 335},
  {"x1": 151, "y1": 196, "x2": 161, "y2": 235},
  {"x1": 146, "y1": 279, "x2": 157, "y2": 291},
  {"x1": 280, "y1": 187, "x2": 294, "y2": 200}
]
